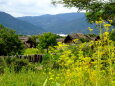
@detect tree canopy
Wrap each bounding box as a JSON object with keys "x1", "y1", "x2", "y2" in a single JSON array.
[
  {"x1": 37, "y1": 32, "x2": 57, "y2": 53},
  {"x1": 0, "y1": 25, "x2": 24, "y2": 56},
  {"x1": 52, "y1": 0, "x2": 115, "y2": 24}
]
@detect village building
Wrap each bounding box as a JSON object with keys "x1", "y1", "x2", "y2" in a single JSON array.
[{"x1": 64, "y1": 33, "x2": 96, "y2": 44}]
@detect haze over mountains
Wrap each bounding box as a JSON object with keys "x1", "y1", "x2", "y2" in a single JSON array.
[{"x1": 0, "y1": 11, "x2": 97, "y2": 35}]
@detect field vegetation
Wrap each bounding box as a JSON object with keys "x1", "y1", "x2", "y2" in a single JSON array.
[
  {"x1": 24, "y1": 48, "x2": 39, "y2": 55},
  {"x1": 0, "y1": 0, "x2": 115, "y2": 85},
  {"x1": 0, "y1": 19, "x2": 115, "y2": 86}
]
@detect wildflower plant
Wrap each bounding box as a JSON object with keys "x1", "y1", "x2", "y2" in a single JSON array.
[{"x1": 47, "y1": 19, "x2": 115, "y2": 86}]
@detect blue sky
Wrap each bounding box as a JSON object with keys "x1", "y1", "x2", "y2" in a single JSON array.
[{"x1": 0, "y1": 0, "x2": 79, "y2": 17}]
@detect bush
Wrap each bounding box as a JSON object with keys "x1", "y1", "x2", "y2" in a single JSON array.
[
  {"x1": 0, "y1": 57, "x2": 6, "y2": 73},
  {"x1": 0, "y1": 56, "x2": 38, "y2": 73},
  {"x1": 13, "y1": 59, "x2": 29, "y2": 72}
]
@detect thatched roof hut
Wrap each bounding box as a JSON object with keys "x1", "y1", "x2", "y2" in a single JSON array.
[
  {"x1": 64, "y1": 33, "x2": 85, "y2": 43},
  {"x1": 64, "y1": 33, "x2": 97, "y2": 43}
]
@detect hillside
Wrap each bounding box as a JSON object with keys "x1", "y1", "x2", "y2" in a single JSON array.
[
  {"x1": 0, "y1": 12, "x2": 45, "y2": 35},
  {"x1": 18, "y1": 13, "x2": 97, "y2": 34}
]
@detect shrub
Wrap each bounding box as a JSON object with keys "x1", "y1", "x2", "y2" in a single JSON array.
[
  {"x1": 0, "y1": 57, "x2": 6, "y2": 73},
  {"x1": 0, "y1": 56, "x2": 38, "y2": 73},
  {"x1": 13, "y1": 59, "x2": 29, "y2": 72}
]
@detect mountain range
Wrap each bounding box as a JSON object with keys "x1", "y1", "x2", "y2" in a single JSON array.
[
  {"x1": 0, "y1": 11, "x2": 98, "y2": 35},
  {"x1": 0, "y1": 12, "x2": 45, "y2": 35},
  {"x1": 18, "y1": 13, "x2": 98, "y2": 34}
]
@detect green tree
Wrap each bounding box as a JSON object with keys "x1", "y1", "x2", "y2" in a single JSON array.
[
  {"x1": 52, "y1": 0, "x2": 115, "y2": 24},
  {"x1": 37, "y1": 32, "x2": 57, "y2": 53},
  {"x1": 28, "y1": 35, "x2": 39, "y2": 48},
  {"x1": 0, "y1": 25, "x2": 24, "y2": 56}
]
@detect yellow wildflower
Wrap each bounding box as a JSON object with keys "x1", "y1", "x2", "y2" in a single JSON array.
[
  {"x1": 104, "y1": 24, "x2": 111, "y2": 27},
  {"x1": 88, "y1": 27, "x2": 93, "y2": 32},
  {"x1": 108, "y1": 20, "x2": 113, "y2": 23},
  {"x1": 104, "y1": 32, "x2": 109, "y2": 36},
  {"x1": 96, "y1": 21, "x2": 103, "y2": 24},
  {"x1": 73, "y1": 38, "x2": 79, "y2": 43}
]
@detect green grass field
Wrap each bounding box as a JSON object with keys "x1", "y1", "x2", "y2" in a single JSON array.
[
  {"x1": 0, "y1": 70, "x2": 47, "y2": 86},
  {"x1": 24, "y1": 48, "x2": 39, "y2": 55}
]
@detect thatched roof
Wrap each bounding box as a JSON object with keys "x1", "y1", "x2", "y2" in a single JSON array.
[
  {"x1": 56, "y1": 38, "x2": 64, "y2": 42},
  {"x1": 64, "y1": 33, "x2": 98, "y2": 43},
  {"x1": 69, "y1": 33, "x2": 97, "y2": 40},
  {"x1": 68, "y1": 33, "x2": 86, "y2": 39},
  {"x1": 19, "y1": 36, "x2": 29, "y2": 42}
]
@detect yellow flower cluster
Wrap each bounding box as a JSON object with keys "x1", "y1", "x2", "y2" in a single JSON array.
[
  {"x1": 96, "y1": 20, "x2": 103, "y2": 24},
  {"x1": 88, "y1": 27, "x2": 93, "y2": 32},
  {"x1": 104, "y1": 24, "x2": 111, "y2": 28},
  {"x1": 47, "y1": 19, "x2": 115, "y2": 86}
]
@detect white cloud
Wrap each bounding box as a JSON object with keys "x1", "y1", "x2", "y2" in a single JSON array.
[{"x1": 0, "y1": 0, "x2": 79, "y2": 17}]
